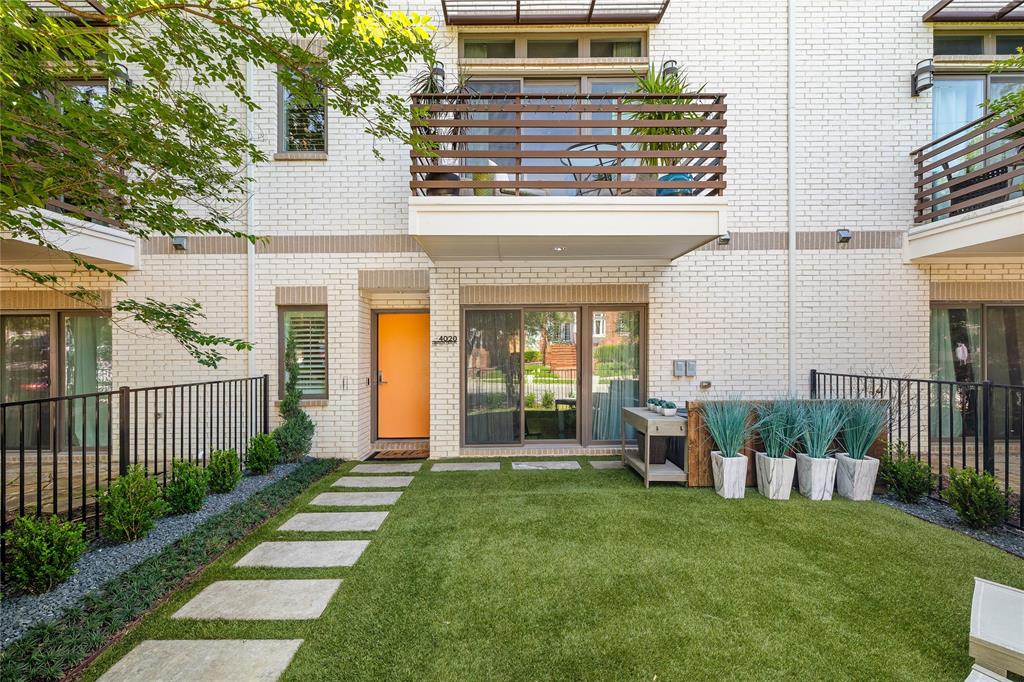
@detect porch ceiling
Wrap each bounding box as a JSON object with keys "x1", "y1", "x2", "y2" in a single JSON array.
[
  {"x1": 407, "y1": 196, "x2": 726, "y2": 265},
  {"x1": 907, "y1": 196, "x2": 1024, "y2": 260},
  {"x1": 923, "y1": 0, "x2": 1024, "y2": 22},
  {"x1": 440, "y1": 0, "x2": 670, "y2": 25}
]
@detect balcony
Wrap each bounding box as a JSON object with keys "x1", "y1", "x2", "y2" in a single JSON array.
[
  {"x1": 910, "y1": 111, "x2": 1024, "y2": 260},
  {"x1": 3, "y1": 201, "x2": 137, "y2": 268},
  {"x1": 407, "y1": 92, "x2": 727, "y2": 264}
]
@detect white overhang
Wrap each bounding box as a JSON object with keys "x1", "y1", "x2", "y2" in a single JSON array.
[
  {"x1": 408, "y1": 196, "x2": 727, "y2": 266},
  {"x1": 908, "y1": 197, "x2": 1024, "y2": 261},
  {"x1": 3, "y1": 209, "x2": 138, "y2": 269}
]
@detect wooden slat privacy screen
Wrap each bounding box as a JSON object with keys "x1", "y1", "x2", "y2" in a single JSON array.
[
  {"x1": 283, "y1": 310, "x2": 328, "y2": 397},
  {"x1": 913, "y1": 110, "x2": 1024, "y2": 224},
  {"x1": 410, "y1": 92, "x2": 726, "y2": 196}
]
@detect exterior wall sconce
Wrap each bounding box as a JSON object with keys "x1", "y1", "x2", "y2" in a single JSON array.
[
  {"x1": 836, "y1": 228, "x2": 852, "y2": 244},
  {"x1": 432, "y1": 63, "x2": 445, "y2": 91},
  {"x1": 111, "y1": 63, "x2": 133, "y2": 89},
  {"x1": 718, "y1": 231, "x2": 731, "y2": 246},
  {"x1": 171, "y1": 236, "x2": 188, "y2": 251},
  {"x1": 912, "y1": 59, "x2": 934, "y2": 97},
  {"x1": 661, "y1": 60, "x2": 678, "y2": 78}
]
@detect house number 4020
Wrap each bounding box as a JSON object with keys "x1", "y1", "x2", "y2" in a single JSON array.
[{"x1": 432, "y1": 335, "x2": 457, "y2": 346}]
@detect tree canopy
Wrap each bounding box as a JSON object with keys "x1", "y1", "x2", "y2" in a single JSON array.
[{"x1": 1, "y1": 0, "x2": 434, "y2": 366}]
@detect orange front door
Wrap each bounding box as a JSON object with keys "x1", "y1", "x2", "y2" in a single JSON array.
[{"x1": 376, "y1": 312, "x2": 430, "y2": 438}]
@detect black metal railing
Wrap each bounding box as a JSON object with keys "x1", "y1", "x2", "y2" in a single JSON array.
[
  {"x1": 811, "y1": 369, "x2": 1022, "y2": 528},
  {"x1": 1, "y1": 375, "x2": 270, "y2": 558}
]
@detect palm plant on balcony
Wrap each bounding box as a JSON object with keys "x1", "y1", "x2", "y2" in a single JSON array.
[
  {"x1": 835, "y1": 399, "x2": 888, "y2": 501},
  {"x1": 410, "y1": 61, "x2": 472, "y2": 195},
  {"x1": 626, "y1": 64, "x2": 705, "y2": 196},
  {"x1": 795, "y1": 400, "x2": 846, "y2": 501},
  {"x1": 703, "y1": 400, "x2": 752, "y2": 499},
  {"x1": 754, "y1": 400, "x2": 804, "y2": 500}
]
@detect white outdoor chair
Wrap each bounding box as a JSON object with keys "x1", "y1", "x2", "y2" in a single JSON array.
[
  {"x1": 479, "y1": 159, "x2": 546, "y2": 197},
  {"x1": 967, "y1": 577, "x2": 1024, "y2": 681}
]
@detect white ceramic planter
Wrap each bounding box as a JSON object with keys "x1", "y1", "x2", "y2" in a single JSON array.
[
  {"x1": 795, "y1": 453, "x2": 837, "y2": 501},
  {"x1": 711, "y1": 451, "x2": 747, "y2": 499},
  {"x1": 835, "y1": 453, "x2": 880, "y2": 501},
  {"x1": 755, "y1": 452, "x2": 796, "y2": 500},
  {"x1": 662, "y1": 407, "x2": 676, "y2": 416}
]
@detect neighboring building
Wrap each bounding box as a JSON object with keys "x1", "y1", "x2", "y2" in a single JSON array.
[{"x1": 3, "y1": 0, "x2": 1023, "y2": 460}]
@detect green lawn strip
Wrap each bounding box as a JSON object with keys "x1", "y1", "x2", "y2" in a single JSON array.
[
  {"x1": 0, "y1": 458, "x2": 340, "y2": 682},
  {"x1": 78, "y1": 459, "x2": 368, "y2": 681},
  {"x1": 79, "y1": 461, "x2": 1024, "y2": 682}
]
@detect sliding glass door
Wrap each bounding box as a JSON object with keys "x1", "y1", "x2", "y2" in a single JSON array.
[
  {"x1": 1, "y1": 315, "x2": 52, "y2": 449},
  {"x1": 464, "y1": 306, "x2": 644, "y2": 446}
]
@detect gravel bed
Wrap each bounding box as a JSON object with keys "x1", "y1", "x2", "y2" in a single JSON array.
[
  {"x1": 1, "y1": 462, "x2": 300, "y2": 648},
  {"x1": 876, "y1": 493, "x2": 1024, "y2": 559}
]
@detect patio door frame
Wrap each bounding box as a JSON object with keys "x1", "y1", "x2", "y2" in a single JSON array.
[{"x1": 460, "y1": 303, "x2": 647, "y2": 448}]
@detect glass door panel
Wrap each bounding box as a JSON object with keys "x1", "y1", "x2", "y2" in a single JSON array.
[
  {"x1": 524, "y1": 310, "x2": 578, "y2": 441},
  {"x1": 65, "y1": 314, "x2": 113, "y2": 447},
  {"x1": 465, "y1": 79, "x2": 522, "y2": 187},
  {"x1": 590, "y1": 310, "x2": 641, "y2": 442},
  {"x1": 523, "y1": 80, "x2": 579, "y2": 195},
  {"x1": 929, "y1": 307, "x2": 982, "y2": 439},
  {"x1": 465, "y1": 310, "x2": 521, "y2": 445},
  {"x1": 2, "y1": 315, "x2": 51, "y2": 449},
  {"x1": 985, "y1": 306, "x2": 1024, "y2": 440}
]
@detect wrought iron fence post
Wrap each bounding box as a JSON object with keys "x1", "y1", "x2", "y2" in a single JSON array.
[
  {"x1": 981, "y1": 380, "x2": 995, "y2": 476},
  {"x1": 809, "y1": 369, "x2": 818, "y2": 399},
  {"x1": 118, "y1": 386, "x2": 131, "y2": 476},
  {"x1": 262, "y1": 374, "x2": 270, "y2": 434}
]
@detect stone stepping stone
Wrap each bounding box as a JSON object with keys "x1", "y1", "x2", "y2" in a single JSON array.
[
  {"x1": 98, "y1": 639, "x2": 303, "y2": 682},
  {"x1": 310, "y1": 491, "x2": 402, "y2": 507},
  {"x1": 334, "y1": 475, "x2": 414, "y2": 488},
  {"x1": 431, "y1": 462, "x2": 500, "y2": 472},
  {"x1": 235, "y1": 541, "x2": 370, "y2": 568},
  {"x1": 172, "y1": 579, "x2": 340, "y2": 620},
  {"x1": 352, "y1": 462, "x2": 422, "y2": 473},
  {"x1": 511, "y1": 461, "x2": 581, "y2": 471},
  {"x1": 280, "y1": 511, "x2": 388, "y2": 532},
  {"x1": 591, "y1": 460, "x2": 624, "y2": 469}
]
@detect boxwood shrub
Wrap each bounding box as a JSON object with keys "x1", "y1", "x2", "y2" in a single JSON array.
[
  {"x1": 207, "y1": 448, "x2": 242, "y2": 493},
  {"x1": 246, "y1": 432, "x2": 280, "y2": 474},
  {"x1": 2, "y1": 515, "x2": 87, "y2": 594},
  {"x1": 97, "y1": 465, "x2": 169, "y2": 543},
  {"x1": 164, "y1": 460, "x2": 209, "y2": 514},
  {"x1": 942, "y1": 467, "x2": 1010, "y2": 529}
]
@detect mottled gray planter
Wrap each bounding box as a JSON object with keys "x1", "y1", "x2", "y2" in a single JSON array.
[
  {"x1": 755, "y1": 452, "x2": 796, "y2": 500},
  {"x1": 835, "y1": 453, "x2": 879, "y2": 501},
  {"x1": 711, "y1": 451, "x2": 747, "y2": 499},
  {"x1": 795, "y1": 453, "x2": 837, "y2": 501}
]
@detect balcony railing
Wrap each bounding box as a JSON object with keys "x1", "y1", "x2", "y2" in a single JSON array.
[
  {"x1": 913, "y1": 110, "x2": 1024, "y2": 223},
  {"x1": 410, "y1": 92, "x2": 726, "y2": 197}
]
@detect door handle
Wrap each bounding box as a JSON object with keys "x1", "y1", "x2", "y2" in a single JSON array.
[{"x1": 377, "y1": 371, "x2": 387, "y2": 385}]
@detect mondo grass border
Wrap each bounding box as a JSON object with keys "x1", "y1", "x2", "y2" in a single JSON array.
[{"x1": 0, "y1": 458, "x2": 340, "y2": 682}]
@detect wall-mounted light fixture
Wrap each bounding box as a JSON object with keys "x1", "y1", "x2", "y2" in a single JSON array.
[
  {"x1": 110, "y1": 63, "x2": 134, "y2": 90},
  {"x1": 718, "y1": 231, "x2": 732, "y2": 246},
  {"x1": 432, "y1": 63, "x2": 446, "y2": 91},
  {"x1": 661, "y1": 60, "x2": 678, "y2": 78},
  {"x1": 912, "y1": 59, "x2": 934, "y2": 97},
  {"x1": 171, "y1": 236, "x2": 188, "y2": 251},
  {"x1": 836, "y1": 228, "x2": 852, "y2": 244}
]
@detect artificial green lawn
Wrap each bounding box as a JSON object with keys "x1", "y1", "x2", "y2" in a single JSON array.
[{"x1": 83, "y1": 459, "x2": 1024, "y2": 681}]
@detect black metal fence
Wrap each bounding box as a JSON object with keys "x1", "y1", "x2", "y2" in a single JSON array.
[
  {"x1": 811, "y1": 369, "x2": 1022, "y2": 528},
  {"x1": 1, "y1": 375, "x2": 270, "y2": 556}
]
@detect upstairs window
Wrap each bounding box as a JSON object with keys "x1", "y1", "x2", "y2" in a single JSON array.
[
  {"x1": 934, "y1": 32, "x2": 1024, "y2": 56},
  {"x1": 279, "y1": 307, "x2": 328, "y2": 399},
  {"x1": 527, "y1": 39, "x2": 578, "y2": 58},
  {"x1": 590, "y1": 38, "x2": 641, "y2": 58},
  {"x1": 464, "y1": 39, "x2": 515, "y2": 58},
  {"x1": 279, "y1": 78, "x2": 326, "y2": 152},
  {"x1": 460, "y1": 33, "x2": 645, "y2": 60}
]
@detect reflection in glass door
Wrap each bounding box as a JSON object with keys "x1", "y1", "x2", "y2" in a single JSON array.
[
  {"x1": 986, "y1": 306, "x2": 1024, "y2": 440},
  {"x1": 464, "y1": 309, "x2": 521, "y2": 445},
  {"x1": 1, "y1": 315, "x2": 52, "y2": 449},
  {"x1": 524, "y1": 310, "x2": 578, "y2": 441},
  {"x1": 590, "y1": 310, "x2": 642, "y2": 442}
]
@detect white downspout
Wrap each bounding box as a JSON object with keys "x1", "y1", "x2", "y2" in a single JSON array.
[
  {"x1": 787, "y1": 0, "x2": 798, "y2": 396},
  {"x1": 245, "y1": 60, "x2": 256, "y2": 378}
]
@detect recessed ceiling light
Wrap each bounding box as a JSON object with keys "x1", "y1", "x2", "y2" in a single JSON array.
[{"x1": 552, "y1": 246, "x2": 564, "y2": 252}]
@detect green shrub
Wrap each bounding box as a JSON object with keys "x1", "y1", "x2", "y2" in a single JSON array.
[
  {"x1": 207, "y1": 448, "x2": 242, "y2": 493},
  {"x1": 541, "y1": 390, "x2": 555, "y2": 408},
  {"x1": 879, "y1": 442, "x2": 933, "y2": 504},
  {"x1": 942, "y1": 468, "x2": 1009, "y2": 529},
  {"x1": 2, "y1": 515, "x2": 87, "y2": 594},
  {"x1": 247, "y1": 432, "x2": 281, "y2": 473},
  {"x1": 524, "y1": 393, "x2": 537, "y2": 408},
  {"x1": 274, "y1": 412, "x2": 313, "y2": 462},
  {"x1": 98, "y1": 465, "x2": 169, "y2": 543},
  {"x1": 164, "y1": 460, "x2": 209, "y2": 514},
  {"x1": 523, "y1": 350, "x2": 541, "y2": 363}
]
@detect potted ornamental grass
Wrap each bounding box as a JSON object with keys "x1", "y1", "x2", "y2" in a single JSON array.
[
  {"x1": 754, "y1": 400, "x2": 804, "y2": 500},
  {"x1": 796, "y1": 400, "x2": 846, "y2": 500},
  {"x1": 836, "y1": 399, "x2": 888, "y2": 501},
  {"x1": 704, "y1": 400, "x2": 753, "y2": 499}
]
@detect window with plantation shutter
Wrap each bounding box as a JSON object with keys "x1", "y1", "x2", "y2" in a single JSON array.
[{"x1": 279, "y1": 307, "x2": 328, "y2": 399}]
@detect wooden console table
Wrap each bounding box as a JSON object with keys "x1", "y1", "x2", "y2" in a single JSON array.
[{"x1": 621, "y1": 406, "x2": 688, "y2": 488}]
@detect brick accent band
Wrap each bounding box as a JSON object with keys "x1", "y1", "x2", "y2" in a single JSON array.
[
  {"x1": 275, "y1": 286, "x2": 327, "y2": 306},
  {"x1": 461, "y1": 284, "x2": 648, "y2": 305},
  {"x1": 1, "y1": 289, "x2": 112, "y2": 310},
  {"x1": 358, "y1": 269, "x2": 430, "y2": 291},
  {"x1": 930, "y1": 281, "x2": 1024, "y2": 301}
]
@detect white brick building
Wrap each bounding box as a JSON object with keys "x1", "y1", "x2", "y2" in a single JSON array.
[{"x1": 4, "y1": 0, "x2": 1023, "y2": 463}]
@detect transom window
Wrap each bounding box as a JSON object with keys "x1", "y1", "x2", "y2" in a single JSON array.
[
  {"x1": 459, "y1": 33, "x2": 645, "y2": 60},
  {"x1": 934, "y1": 32, "x2": 1024, "y2": 56}
]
